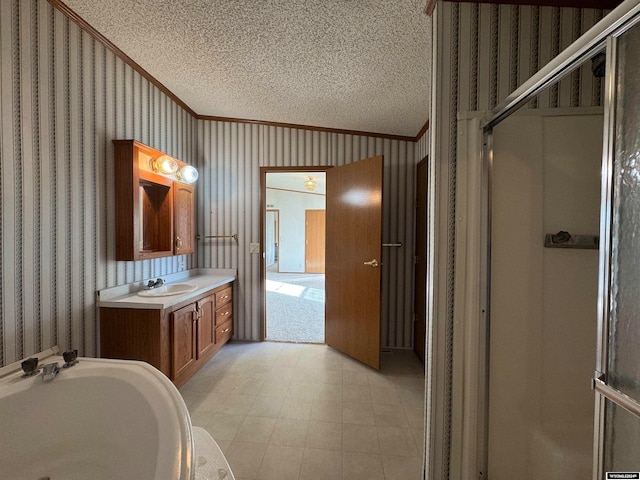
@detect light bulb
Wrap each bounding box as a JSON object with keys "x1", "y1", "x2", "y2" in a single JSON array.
[
  {"x1": 177, "y1": 165, "x2": 199, "y2": 183},
  {"x1": 151, "y1": 155, "x2": 178, "y2": 174}
]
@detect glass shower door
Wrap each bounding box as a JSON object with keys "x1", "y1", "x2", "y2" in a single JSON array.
[{"x1": 594, "y1": 19, "x2": 640, "y2": 478}]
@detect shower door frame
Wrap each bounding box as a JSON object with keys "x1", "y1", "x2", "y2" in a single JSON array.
[{"x1": 459, "y1": 2, "x2": 640, "y2": 478}]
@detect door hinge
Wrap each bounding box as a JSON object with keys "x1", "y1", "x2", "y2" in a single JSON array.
[{"x1": 414, "y1": 255, "x2": 419, "y2": 265}]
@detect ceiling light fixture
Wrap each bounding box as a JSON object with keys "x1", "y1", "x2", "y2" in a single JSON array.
[
  {"x1": 177, "y1": 165, "x2": 199, "y2": 184},
  {"x1": 304, "y1": 176, "x2": 317, "y2": 192},
  {"x1": 151, "y1": 155, "x2": 179, "y2": 174}
]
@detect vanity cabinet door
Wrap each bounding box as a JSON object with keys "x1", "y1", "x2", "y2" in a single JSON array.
[
  {"x1": 174, "y1": 183, "x2": 194, "y2": 255},
  {"x1": 196, "y1": 294, "x2": 216, "y2": 358},
  {"x1": 172, "y1": 303, "x2": 197, "y2": 379}
]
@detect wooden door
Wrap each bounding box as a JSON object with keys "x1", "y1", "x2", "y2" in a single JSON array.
[
  {"x1": 305, "y1": 210, "x2": 326, "y2": 273},
  {"x1": 414, "y1": 157, "x2": 428, "y2": 365},
  {"x1": 172, "y1": 303, "x2": 197, "y2": 379},
  {"x1": 174, "y1": 183, "x2": 194, "y2": 254},
  {"x1": 325, "y1": 155, "x2": 383, "y2": 369},
  {"x1": 196, "y1": 294, "x2": 216, "y2": 358}
]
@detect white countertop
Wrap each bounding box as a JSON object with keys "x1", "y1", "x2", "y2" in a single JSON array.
[{"x1": 97, "y1": 269, "x2": 236, "y2": 310}]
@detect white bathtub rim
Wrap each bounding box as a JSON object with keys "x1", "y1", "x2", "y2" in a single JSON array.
[
  {"x1": 0, "y1": 353, "x2": 194, "y2": 480},
  {"x1": 0, "y1": 345, "x2": 59, "y2": 379}
]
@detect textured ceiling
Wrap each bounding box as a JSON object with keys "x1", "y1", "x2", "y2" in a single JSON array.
[{"x1": 63, "y1": 0, "x2": 431, "y2": 137}]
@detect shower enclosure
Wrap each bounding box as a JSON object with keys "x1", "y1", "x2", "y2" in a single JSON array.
[{"x1": 450, "y1": 3, "x2": 640, "y2": 477}]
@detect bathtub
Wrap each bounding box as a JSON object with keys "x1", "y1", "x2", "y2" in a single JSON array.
[{"x1": 0, "y1": 348, "x2": 194, "y2": 480}]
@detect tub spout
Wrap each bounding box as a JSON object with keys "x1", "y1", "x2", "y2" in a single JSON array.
[{"x1": 42, "y1": 362, "x2": 60, "y2": 382}]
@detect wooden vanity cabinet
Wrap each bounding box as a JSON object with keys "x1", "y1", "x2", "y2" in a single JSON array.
[
  {"x1": 196, "y1": 293, "x2": 216, "y2": 359},
  {"x1": 173, "y1": 183, "x2": 195, "y2": 255},
  {"x1": 100, "y1": 282, "x2": 233, "y2": 387},
  {"x1": 171, "y1": 303, "x2": 198, "y2": 380}
]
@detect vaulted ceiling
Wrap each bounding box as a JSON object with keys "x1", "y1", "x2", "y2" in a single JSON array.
[{"x1": 60, "y1": 0, "x2": 432, "y2": 138}]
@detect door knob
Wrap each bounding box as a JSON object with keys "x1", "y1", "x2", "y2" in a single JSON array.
[{"x1": 363, "y1": 259, "x2": 379, "y2": 268}]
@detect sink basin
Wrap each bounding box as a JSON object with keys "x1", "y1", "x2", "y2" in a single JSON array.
[{"x1": 137, "y1": 283, "x2": 197, "y2": 297}]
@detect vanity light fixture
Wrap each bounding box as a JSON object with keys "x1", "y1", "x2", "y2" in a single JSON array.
[
  {"x1": 304, "y1": 176, "x2": 317, "y2": 192},
  {"x1": 177, "y1": 165, "x2": 199, "y2": 184},
  {"x1": 151, "y1": 155, "x2": 179, "y2": 174}
]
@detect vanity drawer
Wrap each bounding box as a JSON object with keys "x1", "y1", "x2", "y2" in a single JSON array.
[
  {"x1": 215, "y1": 303, "x2": 233, "y2": 325},
  {"x1": 215, "y1": 319, "x2": 233, "y2": 344},
  {"x1": 215, "y1": 287, "x2": 232, "y2": 307}
]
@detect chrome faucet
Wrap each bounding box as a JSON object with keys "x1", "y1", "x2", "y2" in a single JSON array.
[
  {"x1": 146, "y1": 278, "x2": 165, "y2": 289},
  {"x1": 42, "y1": 362, "x2": 60, "y2": 382}
]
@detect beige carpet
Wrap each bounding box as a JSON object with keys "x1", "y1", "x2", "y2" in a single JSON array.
[{"x1": 265, "y1": 271, "x2": 325, "y2": 343}]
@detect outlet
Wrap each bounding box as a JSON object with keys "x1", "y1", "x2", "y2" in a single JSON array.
[{"x1": 249, "y1": 243, "x2": 261, "y2": 254}]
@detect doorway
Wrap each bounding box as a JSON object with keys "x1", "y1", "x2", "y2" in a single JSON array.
[
  {"x1": 263, "y1": 170, "x2": 327, "y2": 343},
  {"x1": 260, "y1": 157, "x2": 384, "y2": 370}
]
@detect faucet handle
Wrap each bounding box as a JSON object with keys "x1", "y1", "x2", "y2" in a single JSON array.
[
  {"x1": 63, "y1": 349, "x2": 79, "y2": 367},
  {"x1": 155, "y1": 278, "x2": 165, "y2": 286},
  {"x1": 21, "y1": 357, "x2": 40, "y2": 377}
]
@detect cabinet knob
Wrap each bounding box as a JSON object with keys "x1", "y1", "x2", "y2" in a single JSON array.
[
  {"x1": 176, "y1": 236, "x2": 183, "y2": 249},
  {"x1": 197, "y1": 307, "x2": 204, "y2": 318},
  {"x1": 221, "y1": 311, "x2": 230, "y2": 316},
  {"x1": 221, "y1": 295, "x2": 229, "y2": 300},
  {"x1": 222, "y1": 328, "x2": 230, "y2": 333}
]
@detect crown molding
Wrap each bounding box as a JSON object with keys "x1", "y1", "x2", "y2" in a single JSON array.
[{"x1": 442, "y1": 0, "x2": 620, "y2": 8}]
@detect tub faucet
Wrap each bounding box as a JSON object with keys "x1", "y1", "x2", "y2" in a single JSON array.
[
  {"x1": 146, "y1": 278, "x2": 165, "y2": 289},
  {"x1": 42, "y1": 362, "x2": 60, "y2": 382}
]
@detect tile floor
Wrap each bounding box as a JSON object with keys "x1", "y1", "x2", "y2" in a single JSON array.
[{"x1": 179, "y1": 341, "x2": 425, "y2": 480}]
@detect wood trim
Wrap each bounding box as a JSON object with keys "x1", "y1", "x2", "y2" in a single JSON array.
[
  {"x1": 443, "y1": 0, "x2": 621, "y2": 8},
  {"x1": 415, "y1": 119, "x2": 430, "y2": 141},
  {"x1": 198, "y1": 115, "x2": 418, "y2": 142},
  {"x1": 266, "y1": 186, "x2": 326, "y2": 197},
  {"x1": 48, "y1": 0, "x2": 429, "y2": 142},
  {"x1": 259, "y1": 168, "x2": 267, "y2": 342},
  {"x1": 425, "y1": 0, "x2": 437, "y2": 16}
]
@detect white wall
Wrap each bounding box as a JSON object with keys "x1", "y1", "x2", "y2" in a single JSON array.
[
  {"x1": 266, "y1": 188, "x2": 325, "y2": 273},
  {"x1": 488, "y1": 110, "x2": 601, "y2": 480}
]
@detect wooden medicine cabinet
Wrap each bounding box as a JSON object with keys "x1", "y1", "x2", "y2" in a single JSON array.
[{"x1": 113, "y1": 140, "x2": 196, "y2": 261}]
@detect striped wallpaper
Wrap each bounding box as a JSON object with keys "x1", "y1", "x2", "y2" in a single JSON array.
[
  {"x1": 431, "y1": 3, "x2": 608, "y2": 477},
  {"x1": 0, "y1": 0, "x2": 196, "y2": 367},
  {"x1": 0, "y1": 0, "x2": 425, "y2": 367},
  {"x1": 195, "y1": 121, "x2": 419, "y2": 348}
]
